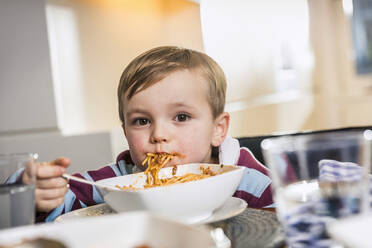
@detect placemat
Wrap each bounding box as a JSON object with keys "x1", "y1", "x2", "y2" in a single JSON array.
[{"x1": 209, "y1": 208, "x2": 286, "y2": 248}]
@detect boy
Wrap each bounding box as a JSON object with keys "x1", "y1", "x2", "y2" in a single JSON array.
[{"x1": 24, "y1": 46, "x2": 273, "y2": 222}]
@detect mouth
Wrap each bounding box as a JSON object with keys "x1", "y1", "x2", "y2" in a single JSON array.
[
  {"x1": 142, "y1": 152, "x2": 184, "y2": 167},
  {"x1": 145, "y1": 152, "x2": 184, "y2": 157}
]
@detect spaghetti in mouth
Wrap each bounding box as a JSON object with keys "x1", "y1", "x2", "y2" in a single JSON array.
[
  {"x1": 116, "y1": 153, "x2": 217, "y2": 190},
  {"x1": 142, "y1": 152, "x2": 175, "y2": 186}
]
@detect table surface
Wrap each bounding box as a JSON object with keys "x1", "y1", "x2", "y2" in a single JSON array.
[
  {"x1": 1, "y1": 206, "x2": 286, "y2": 248},
  {"x1": 55, "y1": 203, "x2": 286, "y2": 248},
  {"x1": 209, "y1": 208, "x2": 286, "y2": 248}
]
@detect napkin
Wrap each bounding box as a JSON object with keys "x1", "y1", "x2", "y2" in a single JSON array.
[
  {"x1": 219, "y1": 136, "x2": 240, "y2": 165},
  {"x1": 318, "y1": 159, "x2": 364, "y2": 182}
]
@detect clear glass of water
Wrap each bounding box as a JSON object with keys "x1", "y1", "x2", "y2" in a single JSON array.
[
  {"x1": 0, "y1": 153, "x2": 38, "y2": 229},
  {"x1": 261, "y1": 130, "x2": 372, "y2": 247}
]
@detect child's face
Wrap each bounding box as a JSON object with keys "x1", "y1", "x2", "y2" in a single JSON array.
[{"x1": 122, "y1": 69, "x2": 228, "y2": 170}]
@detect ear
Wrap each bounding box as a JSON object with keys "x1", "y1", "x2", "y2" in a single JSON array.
[{"x1": 211, "y1": 112, "x2": 230, "y2": 147}]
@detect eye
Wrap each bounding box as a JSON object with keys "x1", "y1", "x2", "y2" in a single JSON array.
[
  {"x1": 175, "y1": 113, "x2": 190, "y2": 122},
  {"x1": 132, "y1": 118, "x2": 150, "y2": 126}
]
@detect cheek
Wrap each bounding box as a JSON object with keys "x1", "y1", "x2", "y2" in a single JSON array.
[
  {"x1": 126, "y1": 131, "x2": 147, "y2": 157},
  {"x1": 177, "y1": 126, "x2": 213, "y2": 161}
]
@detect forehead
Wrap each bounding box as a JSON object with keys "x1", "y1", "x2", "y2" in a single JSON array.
[
  {"x1": 125, "y1": 69, "x2": 208, "y2": 100},
  {"x1": 123, "y1": 69, "x2": 210, "y2": 108}
]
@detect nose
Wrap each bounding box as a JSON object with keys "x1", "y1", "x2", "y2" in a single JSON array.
[
  {"x1": 150, "y1": 123, "x2": 169, "y2": 144},
  {"x1": 151, "y1": 136, "x2": 167, "y2": 143}
]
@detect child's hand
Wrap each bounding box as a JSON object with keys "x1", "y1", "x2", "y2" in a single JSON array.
[{"x1": 23, "y1": 157, "x2": 71, "y2": 212}]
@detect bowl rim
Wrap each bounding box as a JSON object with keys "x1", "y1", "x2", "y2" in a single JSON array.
[{"x1": 98, "y1": 163, "x2": 245, "y2": 193}]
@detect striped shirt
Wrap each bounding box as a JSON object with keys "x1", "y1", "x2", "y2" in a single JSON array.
[
  {"x1": 37, "y1": 148, "x2": 273, "y2": 222},
  {"x1": 234, "y1": 147, "x2": 274, "y2": 208}
]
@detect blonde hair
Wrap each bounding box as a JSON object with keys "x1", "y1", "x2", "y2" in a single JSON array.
[{"x1": 118, "y1": 46, "x2": 226, "y2": 124}]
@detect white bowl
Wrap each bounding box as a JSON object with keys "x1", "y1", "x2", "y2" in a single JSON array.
[{"x1": 97, "y1": 163, "x2": 245, "y2": 223}]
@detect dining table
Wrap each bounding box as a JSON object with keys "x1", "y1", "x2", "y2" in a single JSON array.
[
  {"x1": 55, "y1": 204, "x2": 287, "y2": 248},
  {"x1": 0, "y1": 205, "x2": 286, "y2": 248},
  {"x1": 55, "y1": 201, "x2": 286, "y2": 248}
]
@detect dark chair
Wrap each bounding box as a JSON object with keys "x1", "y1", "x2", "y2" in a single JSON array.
[{"x1": 236, "y1": 125, "x2": 372, "y2": 165}]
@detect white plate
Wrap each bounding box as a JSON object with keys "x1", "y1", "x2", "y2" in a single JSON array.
[
  {"x1": 327, "y1": 214, "x2": 372, "y2": 248},
  {"x1": 0, "y1": 212, "x2": 230, "y2": 248},
  {"x1": 56, "y1": 197, "x2": 247, "y2": 224}
]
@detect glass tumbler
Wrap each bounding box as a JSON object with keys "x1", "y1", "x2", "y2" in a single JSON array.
[
  {"x1": 0, "y1": 153, "x2": 38, "y2": 229},
  {"x1": 261, "y1": 130, "x2": 372, "y2": 247}
]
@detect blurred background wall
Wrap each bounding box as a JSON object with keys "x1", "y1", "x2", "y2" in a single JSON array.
[{"x1": 0, "y1": 0, "x2": 371, "y2": 172}]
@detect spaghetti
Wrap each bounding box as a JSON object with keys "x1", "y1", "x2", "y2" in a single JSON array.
[
  {"x1": 142, "y1": 153, "x2": 173, "y2": 187},
  {"x1": 116, "y1": 153, "x2": 217, "y2": 190}
]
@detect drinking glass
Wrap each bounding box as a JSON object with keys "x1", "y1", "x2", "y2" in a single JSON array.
[
  {"x1": 0, "y1": 153, "x2": 38, "y2": 229},
  {"x1": 261, "y1": 130, "x2": 372, "y2": 247}
]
